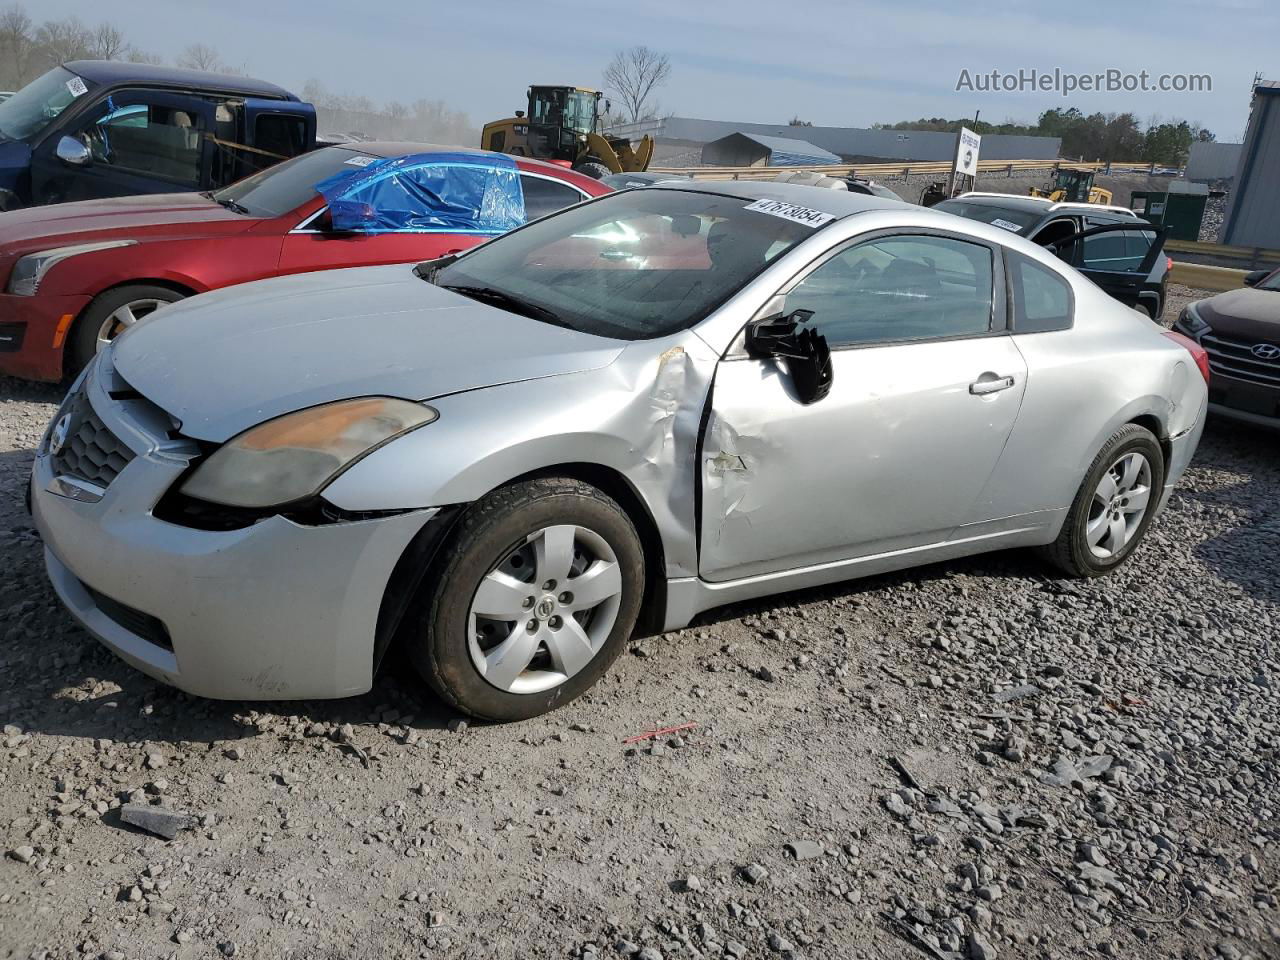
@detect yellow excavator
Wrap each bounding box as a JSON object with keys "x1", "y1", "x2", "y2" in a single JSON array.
[
  {"x1": 1030, "y1": 167, "x2": 1114, "y2": 205},
  {"x1": 481, "y1": 85, "x2": 653, "y2": 179}
]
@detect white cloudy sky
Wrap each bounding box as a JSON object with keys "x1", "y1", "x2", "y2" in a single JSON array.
[{"x1": 31, "y1": 0, "x2": 1274, "y2": 140}]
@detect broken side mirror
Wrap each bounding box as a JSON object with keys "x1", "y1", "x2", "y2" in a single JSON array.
[
  {"x1": 745, "y1": 309, "x2": 833, "y2": 405},
  {"x1": 1243, "y1": 269, "x2": 1268, "y2": 288}
]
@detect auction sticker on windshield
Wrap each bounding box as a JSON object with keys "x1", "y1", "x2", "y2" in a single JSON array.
[
  {"x1": 343, "y1": 155, "x2": 378, "y2": 167},
  {"x1": 743, "y1": 199, "x2": 835, "y2": 228},
  {"x1": 65, "y1": 75, "x2": 88, "y2": 97},
  {"x1": 991, "y1": 218, "x2": 1023, "y2": 232}
]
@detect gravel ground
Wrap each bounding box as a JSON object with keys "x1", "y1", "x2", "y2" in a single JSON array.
[{"x1": 1, "y1": 289, "x2": 1277, "y2": 960}]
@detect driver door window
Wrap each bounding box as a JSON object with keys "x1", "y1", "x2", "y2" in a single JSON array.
[
  {"x1": 782, "y1": 234, "x2": 995, "y2": 347},
  {"x1": 81, "y1": 99, "x2": 206, "y2": 186}
]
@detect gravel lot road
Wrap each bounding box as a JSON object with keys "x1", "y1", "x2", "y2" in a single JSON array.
[{"x1": 1, "y1": 290, "x2": 1277, "y2": 960}]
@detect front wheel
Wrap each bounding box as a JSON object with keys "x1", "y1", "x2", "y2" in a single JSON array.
[
  {"x1": 410, "y1": 478, "x2": 645, "y2": 721},
  {"x1": 1040, "y1": 423, "x2": 1165, "y2": 577},
  {"x1": 573, "y1": 160, "x2": 612, "y2": 180},
  {"x1": 69, "y1": 284, "x2": 186, "y2": 376}
]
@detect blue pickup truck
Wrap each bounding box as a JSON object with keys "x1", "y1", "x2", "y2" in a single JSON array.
[{"x1": 0, "y1": 61, "x2": 318, "y2": 210}]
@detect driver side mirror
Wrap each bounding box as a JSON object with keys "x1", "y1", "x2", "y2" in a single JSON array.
[
  {"x1": 55, "y1": 135, "x2": 91, "y2": 167},
  {"x1": 1244, "y1": 269, "x2": 1268, "y2": 287},
  {"x1": 745, "y1": 309, "x2": 833, "y2": 405}
]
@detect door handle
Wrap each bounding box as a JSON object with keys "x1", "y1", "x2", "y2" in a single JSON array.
[{"x1": 969, "y1": 374, "x2": 1016, "y2": 396}]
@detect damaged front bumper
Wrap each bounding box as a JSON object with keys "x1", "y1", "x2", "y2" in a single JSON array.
[{"x1": 30, "y1": 360, "x2": 438, "y2": 700}]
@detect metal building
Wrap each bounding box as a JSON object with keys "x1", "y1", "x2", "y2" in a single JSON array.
[
  {"x1": 700, "y1": 132, "x2": 841, "y2": 167},
  {"x1": 1220, "y1": 81, "x2": 1280, "y2": 247},
  {"x1": 607, "y1": 116, "x2": 1062, "y2": 163},
  {"x1": 1186, "y1": 141, "x2": 1243, "y2": 181}
]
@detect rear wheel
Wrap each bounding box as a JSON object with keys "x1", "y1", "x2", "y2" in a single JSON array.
[
  {"x1": 1040, "y1": 424, "x2": 1165, "y2": 577},
  {"x1": 573, "y1": 160, "x2": 612, "y2": 180},
  {"x1": 409, "y1": 477, "x2": 645, "y2": 721},
  {"x1": 69, "y1": 284, "x2": 185, "y2": 376}
]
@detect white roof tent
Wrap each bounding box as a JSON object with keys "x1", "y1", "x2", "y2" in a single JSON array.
[{"x1": 700, "y1": 132, "x2": 842, "y2": 168}]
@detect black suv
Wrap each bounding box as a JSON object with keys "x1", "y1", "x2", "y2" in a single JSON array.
[{"x1": 934, "y1": 193, "x2": 1169, "y2": 320}]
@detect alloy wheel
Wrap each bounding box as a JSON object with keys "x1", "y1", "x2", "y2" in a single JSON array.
[
  {"x1": 467, "y1": 524, "x2": 623, "y2": 694},
  {"x1": 1086, "y1": 452, "x2": 1153, "y2": 559},
  {"x1": 95, "y1": 298, "x2": 168, "y2": 352}
]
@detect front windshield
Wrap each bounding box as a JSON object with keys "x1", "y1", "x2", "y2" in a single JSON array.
[
  {"x1": 0, "y1": 67, "x2": 92, "y2": 142},
  {"x1": 213, "y1": 146, "x2": 377, "y2": 218},
  {"x1": 933, "y1": 200, "x2": 1042, "y2": 234},
  {"x1": 433, "y1": 188, "x2": 825, "y2": 340},
  {"x1": 564, "y1": 92, "x2": 596, "y2": 134},
  {"x1": 1260, "y1": 270, "x2": 1280, "y2": 292},
  {"x1": 529, "y1": 89, "x2": 595, "y2": 134}
]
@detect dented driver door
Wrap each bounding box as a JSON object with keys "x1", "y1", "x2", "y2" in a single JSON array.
[{"x1": 698, "y1": 230, "x2": 1028, "y2": 584}]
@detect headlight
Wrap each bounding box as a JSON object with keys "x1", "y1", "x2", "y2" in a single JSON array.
[
  {"x1": 1176, "y1": 302, "x2": 1210, "y2": 337},
  {"x1": 181, "y1": 397, "x2": 437, "y2": 509},
  {"x1": 8, "y1": 240, "x2": 137, "y2": 296}
]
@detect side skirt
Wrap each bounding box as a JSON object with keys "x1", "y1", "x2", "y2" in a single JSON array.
[{"x1": 660, "y1": 515, "x2": 1062, "y2": 631}]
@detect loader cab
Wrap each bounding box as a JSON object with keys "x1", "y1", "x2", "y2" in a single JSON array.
[
  {"x1": 523, "y1": 86, "x2": 601, "y2": 164},
  {"x1": 1052, "y1": 169, "x2": 1095, "y2": 204},
  {"x1": 528, "y1": 86, "x2": 599, "y2": 136}
]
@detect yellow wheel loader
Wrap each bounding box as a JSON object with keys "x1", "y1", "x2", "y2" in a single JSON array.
[
  {"x1": 481, "y1": 86, "x2": 654, "y2": 179},
  {"x1": 1029, "y1": 167, "x2": 1114, "y2": 205}
]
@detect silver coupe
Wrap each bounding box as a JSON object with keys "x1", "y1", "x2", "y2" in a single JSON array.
[{"x1": 30, "y1": 181, "x2": 1208, "y2": 720}]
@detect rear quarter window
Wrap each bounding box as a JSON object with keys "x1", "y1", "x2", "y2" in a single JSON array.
[{"x1": 1009, "y1": 252, "x2": 1074, "y2": 334}]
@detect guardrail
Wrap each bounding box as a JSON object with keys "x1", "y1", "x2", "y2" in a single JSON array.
[
  {"x1": 649, "y1": 159, "x2": 1164, "y2": 181},
  {"x1": 1165, "y1": 239, "x2": 1280, "y2": 271},
  {"x1": 1169, "y1": 263, "x2": 1249, "y2": 292}
]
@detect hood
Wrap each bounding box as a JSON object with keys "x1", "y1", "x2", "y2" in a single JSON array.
[
  {"x1": 111, "y1": 265, "x2": 626, "y2": 441},
  {"x1": 0, "y1": 138, "x2": 31, "y2": 197},
  {"x1": 1196, "y1": 287, "x2": 1280, "y2": 342},
  {"x1": 0, "y1": 192, "x2": 256, "y2": 250}
]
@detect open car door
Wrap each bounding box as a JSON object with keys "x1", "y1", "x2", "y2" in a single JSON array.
[{"x1": 1042, "y1": 222, "x2": 1167, "y2": 311}]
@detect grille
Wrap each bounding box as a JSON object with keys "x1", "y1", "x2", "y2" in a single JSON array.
[
  {"x1": 1201, "y1": 333, "x2": 1280, "y2": 387},
  {"x1": 83, "y1": 583, "x2": 173, "y2": 651},
  {"x1": 52, "y1": 390, "x2": 135, "y2": 489}
]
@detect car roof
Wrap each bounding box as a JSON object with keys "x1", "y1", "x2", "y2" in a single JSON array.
[
  {"x1": 649, "y1": 178, "x2": 910, "y2": 218},
  {"x1": 66, "y1": 60, "x2": 298, "y2": 101},
  {"x1": 949, "y1": 193, "x2": 1060, "y2": 215},
  {"x1": 953, "y1": 192, "x2": 1140, "y2": 221}
]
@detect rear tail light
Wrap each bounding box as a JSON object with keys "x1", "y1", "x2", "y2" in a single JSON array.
[
  {"x1": 1166, "y1": 256, "x2": 1173, "y2": 272},
  {"x1": 1163, "y1": 330, "x2": 1210, "y2": 385}
]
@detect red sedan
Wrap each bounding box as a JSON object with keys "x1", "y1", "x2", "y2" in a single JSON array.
[{"x1": 0, "y1": 143, "x2": 609, "y2": 381}]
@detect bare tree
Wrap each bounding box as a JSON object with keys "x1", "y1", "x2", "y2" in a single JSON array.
[
  {"x1": 177, "y1": 43, "x2": 222, "y2": 71},
  {"x1": 0, "y1": 4, "x2": 34, "y2": 88},
  {"x1": 125, "y1": 48, "x2": 163, "y2": 65},
  {"x1": 603, "y1": 46, "x2": 671, "y2": 123},
  {"x1": 34, "y1": 15, "x2": 91, "y2": 71},
  {"x1": 88, "y1": 22, "x2": 127, "y2": 60}
]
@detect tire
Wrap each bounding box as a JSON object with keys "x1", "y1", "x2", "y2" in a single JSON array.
[
  {"x1": 69, "y1": 284, "x2": 186, "y2": 376},
  {"x1": 409, "y1": 477, "x2": 645, "y2": 721},
  {"x1": 1039, "y1": 423, "x2": 1165, "y2": 577},
  {"x1": 573, "y1": 160, "x2": 612, "y2": 180}
]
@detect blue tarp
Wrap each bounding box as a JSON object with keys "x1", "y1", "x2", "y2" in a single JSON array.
[{"x1": 316, "y1": 152, "x2": 525, "y2": 234}]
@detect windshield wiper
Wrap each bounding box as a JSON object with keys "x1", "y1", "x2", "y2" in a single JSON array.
[
  {"x1": 440, "y1": 285, "x2": 570, "y2": 328},
  {"x1": 203, "y1": 192, "x2": 251, "y2": 216}
]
